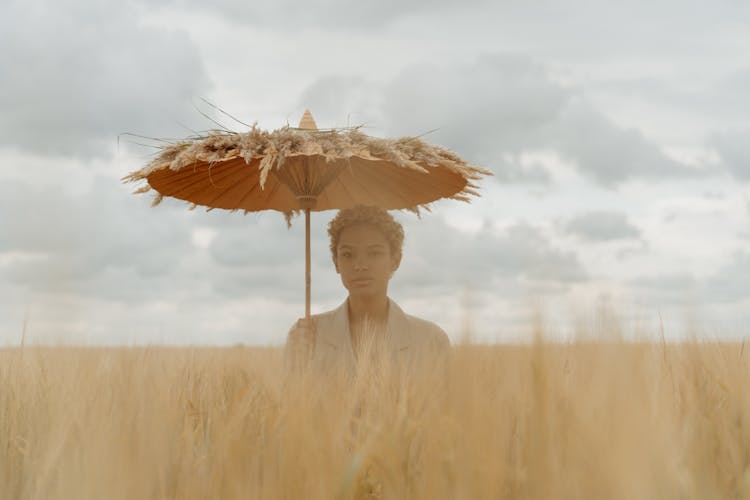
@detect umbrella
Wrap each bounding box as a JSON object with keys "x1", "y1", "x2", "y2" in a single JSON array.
[{"x1": 123, "y1": 110, "x2": 491, "y2": 320}]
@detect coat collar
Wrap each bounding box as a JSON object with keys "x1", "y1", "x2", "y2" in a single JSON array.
[{"x1": 327, "y1": 297, "x2": 412, "y2": 360}]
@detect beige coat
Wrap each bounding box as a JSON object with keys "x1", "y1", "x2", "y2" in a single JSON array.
[{"x1": 285, "y1": 298, "x2": 450, "y2": 377}]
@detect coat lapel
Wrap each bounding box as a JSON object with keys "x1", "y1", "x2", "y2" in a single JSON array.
[
  {"x1": 385, "y1": 299, "x2": 412, "y2": 353},
  {"x1": 330, "y1": 300, "x2": 356, "y2": 363},
  {"x1": 310, "y1": 301, "x2": 356, "y2": 374}
]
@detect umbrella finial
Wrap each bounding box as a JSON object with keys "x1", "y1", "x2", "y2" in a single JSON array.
[{"x1": 298, "y1": 109, "x2": 318, "y2": 130}]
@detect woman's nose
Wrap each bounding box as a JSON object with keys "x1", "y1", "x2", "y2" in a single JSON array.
[{"x1": 354, "y1": 257, "x2": 368, "y2": 271}]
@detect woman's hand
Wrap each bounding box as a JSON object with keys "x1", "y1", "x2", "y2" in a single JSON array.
[{"x1": 286, "y1": 318, "x2": 318, "y2": 361}]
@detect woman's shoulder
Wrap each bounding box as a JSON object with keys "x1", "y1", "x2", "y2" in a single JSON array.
[
  {"x1": 287, "y1": 302, "x2": 345, "y2": 329},
  {"x1": 404, "y1": 313, "x2": 451, "y2": 349},
  {"x1": 311, "y1": 303, "x2": 347, "y2": 327}
]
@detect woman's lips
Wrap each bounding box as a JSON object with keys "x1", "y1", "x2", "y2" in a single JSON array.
[{"x1": 351, "y1": 278, "x2": 374, "y2": 286}]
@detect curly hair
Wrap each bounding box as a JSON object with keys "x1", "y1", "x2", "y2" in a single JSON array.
[{"x1": 328, "y1": 206, "x2": 404, "y2": 264}]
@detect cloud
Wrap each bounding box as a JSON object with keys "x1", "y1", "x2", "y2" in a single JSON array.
[
  {"x1": 704, "y1": 252, "x2": 750, "y2": 303},
  {"x1": 0, "y1": 0, "x2": 212, "y2": 158},
  {"x1": 209, "y1": 219, "x2": 304, "y2": 269},
  {"x1": 629, "y1": 251, "x2": 750, "y2": 306},
  {"x1": 489, "y1": 156, "x2": 552, "y2": 184},
  {"x1": 588, "y1": 67, "x2": 750, "y2": 181},
  {"x1": 549, "y1": 99, "x2": 691, "y2": 185},
  {"x1": 147, "y1": 0, "x2": 490, "y2": 29},
  {"x1": 297, "y1": 76, "x2": 386, "y2": 130},
  {"x1": 204, "y1": 212, "x2": 341, "y2": 301},
  {"x1": 393, "y1": 217, "x2": 588, "y2": 299},
  {"x1": 632, "y1": 273, "x2": 696, "y2": 291},
  {"x1": 563, "y1": 210, "x2": 641, "y2": 242},
  {"x1": 382, "y1": 55, "x2": 566, "y2": 156},
  {"x1": 300, "y1": 54, "x2": 697, "y2": 186},
  {"x1": 0, "y1": 177, "x2": 192, "y2": 300},
  {"x1": 712, "y1": 129, "x2": 750, "y2": 181},
  {"x1": 629, "y1": 272, "x2": 698, "y2": 305}
]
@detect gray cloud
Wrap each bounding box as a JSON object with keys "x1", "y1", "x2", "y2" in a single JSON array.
[
  {"x1": 630, "y1": 252, "x2": 750, "y2": 306},
  {"x1": 632, "y1": 273, "x2": 696, "y2": 291},
  {"x1": 0, "y1": 177, "x2": 192, "y2": 300},
  {"x1": 629, "y1": 273, "x2": 698, "y2": 306},
  {"x1": 205, "y1": 212, "x2": 340, "y2": 302},
  {"x1": 704, "y1": 252, "x2": 750, "y2": 303},
  {"x1": 628, "y1": 276, "x2": 722, "y2": 330},
  {"x1": 382, "y1": 55, "x2": 566, "y2": 157},
  {"x1": 563, "y1": 210, "x2": 641, "y2": 242},
  {"x1": 393, "y1": 217, "x2": 588, "y2": 299},
  {"x1": 297, "y1": 76, "x2": 386, "y2": 131},
  {"x1": 591, "y1": 67, "x2": 750, "y2": 182},
  {"x1": 550, "y1": 99, "x2": 690, "y2": 185},
  {"x1": 208, "y1": 213, "x2": 331, "y2": 269},
  {"x1": 300, "y1": 54, "x2": 696, "y2": 186},
  {"x1": 490, "y1": 157, "x2": 552, "y2": 184},
  {"x1": 712, "y1": 129, "x2": 750, "y2": 181},
  {"x1": 145, "y1": 0, "x2": 490, "y2": 29},
  {"x1": 593, "y1": 67, "x2": 750, "y2": 128},
  {"x1": 0, "y1": 0, "x2": 212, "y2": 158}
]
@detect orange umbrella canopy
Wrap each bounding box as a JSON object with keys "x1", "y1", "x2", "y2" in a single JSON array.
[{"x1": 124, "y1": 110, "x2": 491, "y2": 215}]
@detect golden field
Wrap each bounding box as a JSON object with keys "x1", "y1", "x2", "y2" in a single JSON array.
[{"x1": 2, "y1": 338, "x2": 749, "y2": 499}]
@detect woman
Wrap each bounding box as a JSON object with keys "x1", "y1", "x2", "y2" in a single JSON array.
[{"x1": 285, "y1": 205, "x2": 450, "y2": 374}]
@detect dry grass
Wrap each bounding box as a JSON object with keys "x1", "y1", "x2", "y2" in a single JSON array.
[{"x1": 2, "y1": 339, "x2": 750, "y2": 499}]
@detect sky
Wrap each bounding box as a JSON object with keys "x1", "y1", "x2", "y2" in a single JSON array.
[{"x1": 1, "y1": 0, "x2": 749, "y2": 345}]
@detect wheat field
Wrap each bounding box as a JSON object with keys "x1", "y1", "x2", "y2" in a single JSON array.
[{"x1": 2, "y1": 337, "x2": 749, "y2": 499}]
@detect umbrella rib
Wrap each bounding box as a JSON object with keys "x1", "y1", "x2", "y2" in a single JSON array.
[
  {"x1": 260, "y1": 171, "x2": 290, "y2": 209},
  {"x1": 161, "y1": 160, "x2": 244, "y2": 191},
  {"x1": 171, "y1": 160, "x2": 262, "y2": 206},
  {"x1": 370, "y1": 162, "x2": 413, "y2": 207},
  {"x1": 329, "y1": 168, "x2": 361, "y2": 209},
  {"x1": 234, "y1": 173, "x2": 263, "y2": 210},
  {"x1": 323, "y1": 159, "x2": 398, "y2": 209},
  {"x1": 152, "y1": 161, "x2": 246, "y2": 198},
  {"x1": 354, "y1": 160, "x2": 410, "y2": 209},
  {"x1": 395, "y1": 163, "x2": 465, "y2": 205},
  {"x1": 166, "y1": 166, "x2": 245, "y2": 206},
  {"x1": 316, "y1": 185, "x2": 332, "y2": 210},
  {"x1": 375, "y1": 160, "x2": 465, "y2": 208},
  {"x1": 196, "y1": 162, "x2": 253, "y2": 209}
]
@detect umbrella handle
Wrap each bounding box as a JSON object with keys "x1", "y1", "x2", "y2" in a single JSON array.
[{"x1": 305, "y1": 207, "x2": 311, "y2": 321}]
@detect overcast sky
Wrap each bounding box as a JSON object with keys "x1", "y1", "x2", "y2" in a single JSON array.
[{"x1": 1, "y1": 0, "x2": 748, "y2": 345}]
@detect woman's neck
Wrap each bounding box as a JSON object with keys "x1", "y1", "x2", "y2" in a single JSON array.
[{"x1": 348, "y1": 294, "x2": 389, "y2": 326}]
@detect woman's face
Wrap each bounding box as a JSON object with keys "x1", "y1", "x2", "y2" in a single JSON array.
[{"x1": 334, "y1": 223, "x2": 399, "y2": 299}]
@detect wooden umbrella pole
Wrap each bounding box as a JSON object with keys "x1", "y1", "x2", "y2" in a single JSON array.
[{"x1": 305, "y1": 207, "x2": 311, "y2": 321}]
